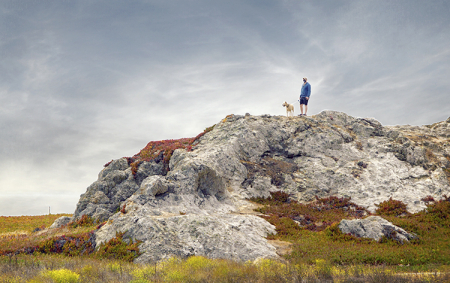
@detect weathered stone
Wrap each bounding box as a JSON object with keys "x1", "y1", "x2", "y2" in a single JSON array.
[
  {"x1": 60, "y1": 111, "x2": 450, "y2": 262},
  {"x1": 73, "y1": 159, "x2": 165, "y2": 222},
  {"x1": 99, "y1": 158, "x2": 129, "y2": 179},
  {"x1": 134, "y1": 160, "x2": 166, "y2": 185},
  {"x1": 140, "y1": 175, "x2": 169, "y2": 197},
  {"x1": 339, "y1": 216, "x2": 417, "y2": 243},
  {"x1": 49, "y1": 216, "x2": 72, "y2": 229},
  {"x1": 95, "y1": 213, "x2": 277, "y2": 263}
]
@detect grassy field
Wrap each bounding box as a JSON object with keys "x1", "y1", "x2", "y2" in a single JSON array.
[
  {"x1": 0, "y1": 214, "x2": 71, "y2": 234},
  {"x1": 2, "y1": 253, "x2": 450, "y2": 283},
  {"x1": 1, "y1": 195, "x2": 450, "y2": 282}
]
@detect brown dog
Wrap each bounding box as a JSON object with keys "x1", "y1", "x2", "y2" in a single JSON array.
[{"x1": 282, "y1": 101, "x2": 294, "y2": 117}]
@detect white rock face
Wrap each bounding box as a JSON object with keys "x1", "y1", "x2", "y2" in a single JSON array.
[
  {"x1": 96, "y1": 213, "x2": 277, "y2": 263},
  {"x1": 65, "y1": 111, "x2": 450, "y2": 262}
]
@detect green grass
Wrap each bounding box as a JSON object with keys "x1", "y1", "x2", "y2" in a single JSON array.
[
  {"x1": 2, "y1": 254, "x2": 450, "y2": 283},
  {"x1": 96, "y1": 231, "x2": 142, "y2": 262},
  {"x1": 0, "y1": 214, "x2": 141, "y2": 262},
  {"x1": 251, "y1": 193, "x2": 368, "y2": 232},
  {"x1": 1, "y1": 195, "x2": 450, "y2": 282},
  {"x1": 0, "y1": 214, "x2": 71, "y2": 234},
  {"x1": 253, "y1": 192, "x2": 450, "y2": 267}
]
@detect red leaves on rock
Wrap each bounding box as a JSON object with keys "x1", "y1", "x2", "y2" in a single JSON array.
[{"x1": 125, "y1": 125, "x2": 215, "y2": 175}]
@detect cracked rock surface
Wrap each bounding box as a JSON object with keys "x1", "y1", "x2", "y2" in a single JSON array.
[{"x1": 59, "y1": 111, "x2": 450, "y2": 262}]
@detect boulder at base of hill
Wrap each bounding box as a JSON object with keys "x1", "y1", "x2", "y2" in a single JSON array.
[
  {"x1": 49, "y1": 216, "x2": 72, "y2": 229},
  {"x1": 339, "y1": 216, "x2": 417, "y2": 243}
]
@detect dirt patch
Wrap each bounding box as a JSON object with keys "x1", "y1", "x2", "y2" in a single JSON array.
[
  {"x1": 268, "y1": 239, "x2": 293, "y2": 256},
  {"x1": 236, "y1": 202, "x2": 265, "y2": 215}
]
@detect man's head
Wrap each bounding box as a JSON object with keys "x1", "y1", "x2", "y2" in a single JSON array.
[{"x1": 303, "y1": 77, "x2": 307, "y2": 83}]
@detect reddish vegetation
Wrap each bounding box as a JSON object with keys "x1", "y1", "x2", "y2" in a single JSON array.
[
  {"x1": 68, "y1": 214, "x2": 94, "y2": 228},
  {"x1": 107, "y1": 125, "x2": 215, "y2": 175},
  {"x1": 120, "y1": 203, "x2": 126, "y2": 214},
  {"x1": 251, "y1": 192, "x2": 369, "y2": 235},
  {"x1": 96, "y1": 231, "x2": 141, "y2": 262},
  {"x1": 130, "y1": 138, "x2": 193, "y2": 174},
  {"x1": 375, "y1": 197, "x2": 408, "y2": 217},
  {"x1": 0, "y1": 232, "x2": 95, "y2": 257},
  {"x1": 421, "y1": 195, "x2": 435, "y2": 203},
  {"x1": 426, "y1": 195, "x2": 450, "y2": 220},
  {"x1": 0, "y1": 215, "x2": 141, "y2": 262}
]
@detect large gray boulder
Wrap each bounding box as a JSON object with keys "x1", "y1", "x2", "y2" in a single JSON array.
[
  {"x1": 63, "y1": 111, "x2": 450, "y2": 262},
  {"x1": 49, "y1": 216, "x2": 72, "y2": 229},
  {"x1": 339, "y1": 216, "x2": 417, "y2": 243},
  {"x1": 95, "y1": 213, "x2": 277, "y2": 263}
]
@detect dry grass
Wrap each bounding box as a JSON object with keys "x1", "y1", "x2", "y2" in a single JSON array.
[
  {"x1": 0, "y1": 214, "x2": 71, "y2": 235},
  {"x1": 1, "y1": 201, "x2": 450, "y2": 282},
  {"x1": 1, "y1": 254, "x2": 450, "y2": 283}
]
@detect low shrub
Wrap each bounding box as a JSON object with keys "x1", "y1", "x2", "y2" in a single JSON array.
[
  {"x1": 254, "y1": 258, "x2": 290, "y2": 280},
  {"x1": 250, "y1": 191, "x2": 290, "y2": 205},
  {"x1": 421, "y1": 195, "x2": 435, "y2": 203},
  {"x1": 131, "y1": 264, "x2": 156, "y2": 282},
  {"x1": 41, "y1": 268, "x2": 80, "y2": 283},
  {"x1": 68, "y1": 214, "x2": 94, "y2": 228},
  {"x1": 96, "y1": 231, "x2": 141, "y2": 262},
  {"x1": 252, "y1": 194, "x2": 369, "y2": 233},
  {"x1": 251, "y1": 193, "x2": 450, "y2": 266},
  {"x1": 265, "y1": 215, "x2": 302, "y2": 239},
  {"x1": 125, "y1": 124, "x2": 216, "y2": 175},
  {"x1": 185, "y1": 255, "x2": 213, "y2": 271},
  {"x1": 375, "y1": 197, "x2": 408, "y2": 217},
  {"x1": 37, "y1": 231, "x2": 95, "y2": 256},
  {"x1": 324, "y1": 223, "x2": 365, "y2": 242}
]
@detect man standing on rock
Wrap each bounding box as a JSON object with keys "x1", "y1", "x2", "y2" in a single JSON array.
[{"x1": 299, "y1": 77, "x2": 311, "y2": 116}]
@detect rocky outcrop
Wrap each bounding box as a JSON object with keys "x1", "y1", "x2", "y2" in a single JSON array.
[
  {"x1": 339, "y1": 216, "x2": 417, "y2": 243},
  {"x1": 64, "y1": 111, "x2": 450, "y2": 262},
  {"x1": 73, "y1": 158, "x2": 165, "y2": 222}
]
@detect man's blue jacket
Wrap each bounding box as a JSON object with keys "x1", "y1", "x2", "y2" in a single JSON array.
[{"x1": 300, "y1": 82, "x2": 311, "y2": 98}]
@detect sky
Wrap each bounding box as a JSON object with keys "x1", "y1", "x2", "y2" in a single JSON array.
[{"x1": 1, "y1": 0, "x2": 449, "y2": 216}]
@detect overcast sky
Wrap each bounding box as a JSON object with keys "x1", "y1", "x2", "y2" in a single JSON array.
[{"x1": 1, "y1": 0, "x2": 449, "y2": 216}]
